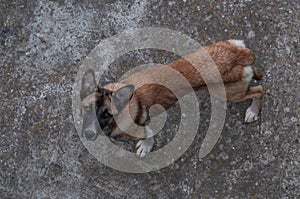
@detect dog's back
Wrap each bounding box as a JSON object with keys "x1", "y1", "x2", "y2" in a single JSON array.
[{"x1": 121, "y1": 40, "x2": 260, "y2": 112}]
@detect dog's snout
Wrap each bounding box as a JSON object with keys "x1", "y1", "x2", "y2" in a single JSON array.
[{"x1": 84, "y1": 129, "x2": 97, "y2": 141}]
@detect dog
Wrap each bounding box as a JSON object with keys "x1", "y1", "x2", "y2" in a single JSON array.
[{"x1": 80, "y1": 40, "x2": 263, "y2": 157}]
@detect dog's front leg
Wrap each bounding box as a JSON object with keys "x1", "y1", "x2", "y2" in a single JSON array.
[{"x1": 135, "y1": 126, "x2": 154, "y2": 158}]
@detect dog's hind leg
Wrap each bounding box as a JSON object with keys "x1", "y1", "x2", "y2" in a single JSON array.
[
  {"x1": 224, "y1": 66, "x2": 263, "y2": 123},
  {"x1": 226, "y1": 84, "x2": 263, "y2": 123},
  {"x1": 229, "y1": 85, "x2": 263, "y2": 122},
  {"x1": 234, "y1": 66, "x2": 263, "y2": 122},
  {"x1": 243, "y1": 85, "x2": 263, "y2": 123}
]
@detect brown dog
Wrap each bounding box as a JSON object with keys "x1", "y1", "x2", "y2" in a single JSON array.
[{"x1": 80, "y1": 40, "x2": 263, "y2": 157}]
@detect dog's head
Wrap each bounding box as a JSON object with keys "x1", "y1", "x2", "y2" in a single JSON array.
[{"x1": 80, "y1": 69, "x2": 134, "y2": 141}]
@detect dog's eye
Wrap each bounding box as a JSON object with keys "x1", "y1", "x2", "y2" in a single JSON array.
[
  {"x1": 105, "y1": 91, "x2": 112, "y2": 96},
  {"x1": 103, "y1": 108, "x2": 112, "y2": 118}
]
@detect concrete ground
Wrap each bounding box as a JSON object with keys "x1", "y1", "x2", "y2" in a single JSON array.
[{"x1": 0, "y1": 0, "x2": 299, "y2": 198}]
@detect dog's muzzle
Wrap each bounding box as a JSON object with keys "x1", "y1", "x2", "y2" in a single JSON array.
[{"x1": 82, "y1": 114, "x2": 100, "y2": 141}]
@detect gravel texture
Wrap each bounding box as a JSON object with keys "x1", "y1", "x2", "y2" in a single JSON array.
[{"x1": 0, "y1": 0, "x2": 299, "y2": 198}]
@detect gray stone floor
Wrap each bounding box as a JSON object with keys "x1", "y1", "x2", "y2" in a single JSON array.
[{"x1": 0, "y1": 0, "x2": 299, "y2": 198}]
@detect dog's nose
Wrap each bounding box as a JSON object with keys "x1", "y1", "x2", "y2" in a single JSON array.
[{"x1": 84, "y1": 130, "x2": 97, "y2": 141}]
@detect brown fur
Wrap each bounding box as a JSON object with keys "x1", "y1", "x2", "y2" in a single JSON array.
[
  {"x1": 100, "y1": 40, "x2": 263, "y2": 140},
  {"x1": 81, "y1": 40, "x2": 263, "y2": 155}
]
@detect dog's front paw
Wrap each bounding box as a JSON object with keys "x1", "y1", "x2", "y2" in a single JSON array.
[
  {"x1": 245, "y1": 107, "x2": 259, "y2": 123},
  {"x1": 135, "y1": 137, "x2": 154, "y2": 158}
]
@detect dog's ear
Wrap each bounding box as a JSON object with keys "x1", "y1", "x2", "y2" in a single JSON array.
[
  {"x1": 112, "y1": 85, "x2": 135, "y2": 112},
  {"x1": 80, "y1": 69, "x2": 97, "y2": 100}
]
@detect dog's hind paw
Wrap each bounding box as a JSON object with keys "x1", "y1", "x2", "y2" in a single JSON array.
[
  {"x1": 136, "y1": 137, "x2": 154, "y2": 158},
  {"x1": 245, "y1": 107, "x2": 259, "y2": 123}
]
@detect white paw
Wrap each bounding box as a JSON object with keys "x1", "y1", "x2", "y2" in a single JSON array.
[
  {"x1": 135, "y1": 137, "x2": 154, "y2": 158},
  {"x1": 245, "y1": 107, "x2": 259, "y2": 123}
]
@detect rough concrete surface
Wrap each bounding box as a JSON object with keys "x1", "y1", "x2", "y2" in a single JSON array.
[{"x1": 0, "y1": 0, "x2": 299, "y2": 198}]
